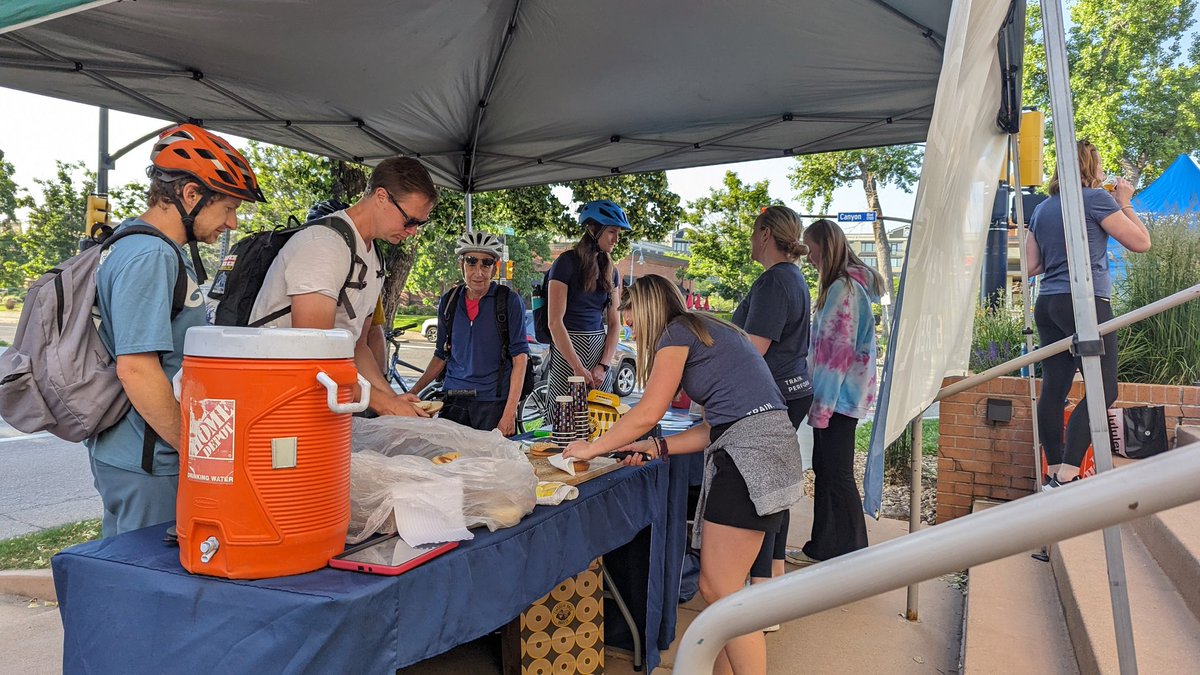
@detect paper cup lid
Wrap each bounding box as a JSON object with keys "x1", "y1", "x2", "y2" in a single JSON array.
[
  {"x1": 567, "y1": 376, "x2": 586, "y2": 382},
  {"x1": 555, "y1": 396, "x2": 573, "y2": 403}
]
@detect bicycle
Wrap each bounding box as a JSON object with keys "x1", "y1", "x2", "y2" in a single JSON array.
[{"x1": 384, "y1": 324, "x2": 441, "y2": 399}]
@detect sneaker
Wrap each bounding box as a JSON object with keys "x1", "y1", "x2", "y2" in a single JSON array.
[
  {"x1": 1040, "y1": 476, "x2": 1062, "y2": 492},
  {"x1": 784, "y1": 548, "x2": 821, "y2": 566},
  {"x1": 763, "y1": 623, "x2": 781, "y2": 633}
]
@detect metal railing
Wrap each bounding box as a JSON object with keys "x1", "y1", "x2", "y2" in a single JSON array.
[{"x1": 674, "y1": 441, "x2": 1200, "y2": 673}]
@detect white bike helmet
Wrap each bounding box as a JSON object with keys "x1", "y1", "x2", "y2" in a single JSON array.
[{"x1": 455, "y1": 231, "x2": 503, "y2": 258}]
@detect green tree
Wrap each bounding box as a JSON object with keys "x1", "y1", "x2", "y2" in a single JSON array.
[
  {"x1": 1024, "y1": 1, "x2": 1200, "y2": 187},
  {"x1": 20, "y1": 161, "x2": 92, "y2": 279},
  {"x1": 0, "y1": 150, "x2": 26, "y2": 288},
  {"x1": 108, "y1": 181, "x2": 147, "y2": 221},
  {"x1": 788, "y1": 145, "x2": 922, "y2": 299},
  {"x1": 684, "y1": 171, "x2": 778, "y2": 303},
  {"x1": 560, "y1": 172, "x2": 684, "y2": 252},
  {"x1": 241, "y1": 141, "x2": 336, "y2": 232}
]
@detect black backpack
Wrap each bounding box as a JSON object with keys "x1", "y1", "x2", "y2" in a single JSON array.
[
  {"x1": 208, "y1": 215, "x2": 381, "y2": 327},
  {"x1": 442, "y1": 284, "x2": 535, "y2": 399}
]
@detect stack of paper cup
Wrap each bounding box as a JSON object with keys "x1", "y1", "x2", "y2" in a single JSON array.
[
  {"x1": 552, "y1": 396, "x2": 575, "y2": 447},
  {"x1": 567, "y1": 376, "x2": 590, "y2": 440}
]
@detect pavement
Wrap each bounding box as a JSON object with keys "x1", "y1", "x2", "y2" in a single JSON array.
[{"x1": 0, "y1": 505, "x2": 964, "y2": 675}]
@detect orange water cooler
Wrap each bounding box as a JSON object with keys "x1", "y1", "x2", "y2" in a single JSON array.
[{"x1": 174, "y1": 326, "x2": 370, "y2": 579}]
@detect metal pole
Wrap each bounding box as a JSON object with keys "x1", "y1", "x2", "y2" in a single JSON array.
[
  {"x1": 465, "y1": 191, "x2": 473, "y2": 233},
  {"x1": 97, "y1": 106, "x2": 109, "y2": 194},
  {"x1": 1041, "y1": 1, "x2": 1137, "y2": 672},
  {"x1": 905, "y1": 414, "x2": 923, "y2": 621},
  {"x1": 1010, "y1": 133, "x2": 1043, "y2": 488}
]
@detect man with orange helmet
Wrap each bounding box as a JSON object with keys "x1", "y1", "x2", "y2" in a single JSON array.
[
  {"x1": 249, "y1": 157, "x2": 438, "y2": 417},
  {"x1": 87, "y1": 123, "x2": 265, "y2": 537}
]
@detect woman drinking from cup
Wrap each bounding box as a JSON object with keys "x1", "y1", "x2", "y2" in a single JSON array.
[{"x1": 564, "y1": 274, "x2": 802, "y2": 675}]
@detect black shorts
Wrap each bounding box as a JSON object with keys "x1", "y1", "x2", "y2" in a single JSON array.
[{"x1": 701, "y1": 450, "x2": 786, "y2": 534}]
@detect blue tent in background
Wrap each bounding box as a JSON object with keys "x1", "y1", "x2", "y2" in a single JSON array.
[{"x1": 1109, "y1": 153, "x2": 1200, "y2": 280}]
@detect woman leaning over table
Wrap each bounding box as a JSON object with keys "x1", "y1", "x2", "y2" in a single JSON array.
[
  {"x1": 789, "y1": 219, "x2": 884, "y2": 566},
  {"x1": 731, "y1": 206, "x2": 813, "y2": 603},
  {"x1": 1027, "y1": 140, "x2": 1150, "y2": 489},
  {"x1": 545, "y1": 200, "x2": 627, "y2": 414},
  {"x1": 565, "y1": 274, "x2": 803, "y2": 675}
]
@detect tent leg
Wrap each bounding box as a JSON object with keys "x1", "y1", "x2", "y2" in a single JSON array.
[
  {"x1": 465, "y1": 191, "x2": 473, "y2": 233},
  {"x1": 1010, "y1": 133, "x2": 1050, "y2": 561},
  {"x1": 1041, "y1": 2, "x2": 1137, "y2": 673},
  {"x1": 905, "y1": 414, "x2": 923, "y2": 621}
]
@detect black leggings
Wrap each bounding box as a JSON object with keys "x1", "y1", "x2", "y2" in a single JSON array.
[
  {"x1": 803, "y1": 412, "x2": 868, "y2": 561},
  {"x1": 1034, "y1": 294, "x2": 1119, "y2": 469},
  {"x1": 750, "y1": 395, "x2": 811, "y2": 578}
]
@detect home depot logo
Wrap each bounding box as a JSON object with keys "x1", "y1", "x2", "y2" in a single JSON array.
[{"x1": 188, "y1": 399, "x2": 236, "y2": 484}]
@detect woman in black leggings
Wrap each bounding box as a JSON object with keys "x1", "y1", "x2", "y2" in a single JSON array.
[{"x1": 1027, "y1": 141, "x2": 1150, "y2": 488}]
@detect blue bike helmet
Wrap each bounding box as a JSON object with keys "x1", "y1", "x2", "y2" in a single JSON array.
[{"x1": 578, "y1": 199, "x2": 632, "y2": 231}]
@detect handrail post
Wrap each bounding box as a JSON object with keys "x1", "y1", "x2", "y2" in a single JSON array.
[
  {"x1": 1041, "y1": 1, "x2": 1137, "y2": 671},
  {"x1": 905, "y1": 414, "x2": 923, "y2": 621}
]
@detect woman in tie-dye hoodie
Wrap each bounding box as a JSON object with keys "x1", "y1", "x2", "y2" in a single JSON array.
[{"x1": 794, "y1": 219, "x2": 884, "y2": 563}]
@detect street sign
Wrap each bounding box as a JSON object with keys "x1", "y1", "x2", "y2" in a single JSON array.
[
  {"x1": 503, "y1": 227, "x2": 515, "y2": 235},
  {"x1": 837, "y1": 211, "x2": 877, "y2": 223}
]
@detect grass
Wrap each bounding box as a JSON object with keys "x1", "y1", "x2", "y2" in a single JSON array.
[
  {"x1": 0, "y1": 339, "x2": 8, "y2": 347},
  {"x1": 392, "y1": 315, "x2": 436, "y2": 332},
  {"x1": 854, "y1": 419, "x2": 939, "y2": 456},
  {"x1": 0, "y1": 519, "x2": 102, "y2": 570}
]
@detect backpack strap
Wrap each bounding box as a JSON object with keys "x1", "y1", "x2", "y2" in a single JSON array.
[
  {"x1": 441, "y1": 284, "x2": 465, "y2": 358},
  {"x1": 99, "y1": 224, "x2": 191, "y2": 474},
  {"x1": 495, "y1": 285, "x2": 512, "y2": 399},
  {"x1": 248, "y1": 216, "x2": 369, "y2": 327}
]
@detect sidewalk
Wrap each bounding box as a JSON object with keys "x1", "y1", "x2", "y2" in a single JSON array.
[{"x1": 2, "y1": 505, "x2": 964, "y2": 674}]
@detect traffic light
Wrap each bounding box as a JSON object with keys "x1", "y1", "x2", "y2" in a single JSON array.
[
  {"x1": 85, "y1": 194, "x2": 111, "y2": 239},
  {"x1": 504, "y1": 260, "x2": 515, "y2": 280}
]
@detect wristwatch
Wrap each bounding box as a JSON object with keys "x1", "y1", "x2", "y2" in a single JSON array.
[{"x1": 599, "y1": 364, "x2": 611, "y2": 372}]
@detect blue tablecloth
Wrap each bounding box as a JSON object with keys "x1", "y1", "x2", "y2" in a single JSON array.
[{"x1": 52, "y1": 461, "x2": 682, "y2": 674}]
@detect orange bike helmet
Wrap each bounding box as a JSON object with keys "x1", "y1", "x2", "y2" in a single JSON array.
[{"x1": 149, "y1": 123, "x2": 266, "y2": 204}]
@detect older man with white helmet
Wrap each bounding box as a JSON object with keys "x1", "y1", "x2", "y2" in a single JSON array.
[{"x1": 410, "y1": 231, "x2": 531, "y2": 434}]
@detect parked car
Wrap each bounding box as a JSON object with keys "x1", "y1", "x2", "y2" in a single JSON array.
[
  {"x1": 522, "y1": 310, "x2": 637, "y2": 397},
  {"x1": 419, "y1": 317, "x2": 438, "y2": 342}
]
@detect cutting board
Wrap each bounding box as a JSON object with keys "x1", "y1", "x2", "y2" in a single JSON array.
[{"x1": 527, "y1": 454, "x2": 621, "y2": 486}]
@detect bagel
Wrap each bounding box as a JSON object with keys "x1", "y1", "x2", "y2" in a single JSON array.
[{"x1": 432, "y1": 452, "x2": 460, "y2": 465}]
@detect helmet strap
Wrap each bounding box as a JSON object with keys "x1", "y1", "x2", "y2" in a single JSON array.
[{"x1": 167, "y1": 190, "x2": 214, "y2": 286}]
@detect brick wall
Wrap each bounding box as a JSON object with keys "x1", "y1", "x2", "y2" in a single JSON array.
[{"x1": 937, "y1": 376, "x2": 1200, "y2": 523}]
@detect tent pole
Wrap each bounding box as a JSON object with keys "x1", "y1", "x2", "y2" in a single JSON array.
[
  {"x1": 97, "y1": 106, "x2": 109, "y2": 194},
  {"x1": 905, "y1": 413, "x2": 923, "y2": 621},
  {"x1": 1040, "y1": 2, "x2": 1137, "y2": 673},
  {"x1": 465, "y1": 192, "x2": 473, "y2": 233},
  {"x1": 1009, "y1": 134, "x2": 1043, "y2": 498}
]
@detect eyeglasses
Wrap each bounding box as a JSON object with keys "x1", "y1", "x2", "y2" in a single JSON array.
[
  {"x1": 384, "y1": 190, "x2": 431, "y2": 229},
  {"x1": 463, "y1": 255, "x2": 497, "y2": 269}
]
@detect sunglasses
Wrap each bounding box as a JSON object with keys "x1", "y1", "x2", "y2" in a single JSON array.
[
  {"x1": 463, "y1": 255, "x2": 497, "y2": 269},
  {"x1": 384, "y1": 190, "x2": 431, "y2": 229}
]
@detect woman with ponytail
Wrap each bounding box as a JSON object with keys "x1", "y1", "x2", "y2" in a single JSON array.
[
  {"x1": 731, "y1": 206, "x2": 814, "y2": 610},
  {"x1": 791, "y1": 219, "x2": 884, "y2": 565},
  {"x1": 545, "y1": 200, "x2": 630, "y2": 408}
]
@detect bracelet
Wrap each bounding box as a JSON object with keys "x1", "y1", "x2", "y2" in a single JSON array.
[
  {"x1": 1121, "y1": 205, "x2": 1134, "y2": 212},
  {"x1": 654, "y1": 436, "x2": 669, "y2": 462}
]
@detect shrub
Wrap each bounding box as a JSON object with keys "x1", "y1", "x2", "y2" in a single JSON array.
[
  {"x1": 1115, "y1": 217, "x2": 1200, "y2": 386},
  {"x1": 2, "y1": 296, "x2": 16, "y2": 310},
  {"x1": 969, "y1": 295, "x2": 1026, "y2": 374}
]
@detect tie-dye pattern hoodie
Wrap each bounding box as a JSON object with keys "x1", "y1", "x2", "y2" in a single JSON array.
[{"x1": 807, "y1": 265, "x2": 879, "y2": 429}]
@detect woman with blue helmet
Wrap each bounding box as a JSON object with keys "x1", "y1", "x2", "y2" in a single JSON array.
[{"x1": 545, "y1": 200, "x2": 630, "y2": 409}]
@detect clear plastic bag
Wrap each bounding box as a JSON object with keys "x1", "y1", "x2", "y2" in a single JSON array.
[
  {"x1": 347, "y1": 418, "x2": 536, "y2": 543},
  {"x1": 351, "y1": 416, "x2": 525, "y2": 461}
]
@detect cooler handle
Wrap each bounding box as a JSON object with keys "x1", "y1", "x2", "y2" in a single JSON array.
[
  {"x1": 316, "y1": 371, "x2": 371, "y2": 414},
  {"x1": 172, "y1": 369, "x2": 183, "y2": 401}
]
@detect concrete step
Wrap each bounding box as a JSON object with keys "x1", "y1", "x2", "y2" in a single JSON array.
[
  {"x1": 1051, "y1": 525, "x2": 1200, "y2": 674},
  {"x1": 963, "y1": 551, "x2": 1078, "y2": 674},
  {"x1": 962, "y1": 500, "x2": 1077, "y2": 675},
  {"x1": 1128, "y1": 498, "x2": 1200, "y2": 623},
  {"x1": 1176, "y1": 425, "x2": 1200, "y2": 448}
]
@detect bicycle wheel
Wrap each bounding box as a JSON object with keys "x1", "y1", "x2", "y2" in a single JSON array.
[{"x1": 517, "y1": 381, "x2": 551, "y2": 433}]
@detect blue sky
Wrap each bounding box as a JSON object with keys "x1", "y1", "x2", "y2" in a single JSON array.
[{"x1": 0, "y1": 87, "x2": 918, "y2": 228}]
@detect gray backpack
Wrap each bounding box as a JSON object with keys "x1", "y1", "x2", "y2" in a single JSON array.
[{"x1": 0, "y1": 225, "x2": 187, "y2": 442}]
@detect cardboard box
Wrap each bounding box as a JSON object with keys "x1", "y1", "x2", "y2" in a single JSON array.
[{"x1": 502, "y1": 557, "x2": 605, "y2": 674}]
